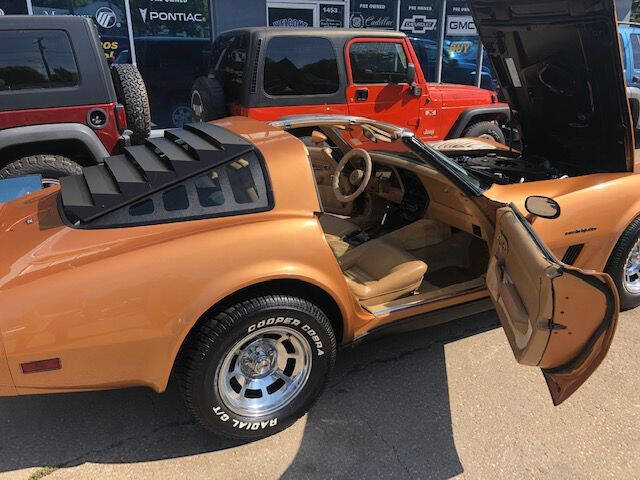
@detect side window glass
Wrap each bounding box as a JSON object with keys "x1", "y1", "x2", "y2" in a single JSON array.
[
  {"x1": 620, "y1": 34, "x2": 628, "y2": 67},
  {"x1": 631, "y1": 34, "x2": 640, "y2": 69},
  {"x1": 264, "y1": 36, "x2": 339, "y2": 95},
  {"x1": 0, "y1": 30, "x2": 79, "y2": 91},
  {"x1": 215, "y1": 33, "x2": 248, "y2": 102},
  {"x1": 349, "y1": 42, "x2": 408, "y2": 84}
]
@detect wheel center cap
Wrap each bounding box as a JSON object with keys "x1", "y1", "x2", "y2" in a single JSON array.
[{"x1": 239, "y1": 344, "x2": 277, "y2": 378}]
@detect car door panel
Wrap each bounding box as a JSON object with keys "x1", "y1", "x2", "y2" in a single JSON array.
[
  {"x1": 487, "y1": 206, "x2": 618, "y2": 405},
  {"x1": 345, "y1": 39, "x2": 421, "y2": 129}
]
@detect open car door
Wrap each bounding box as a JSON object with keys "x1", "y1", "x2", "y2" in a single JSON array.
[{"x1": 487, "y1": 205, "x2": 619, "y2": 405}]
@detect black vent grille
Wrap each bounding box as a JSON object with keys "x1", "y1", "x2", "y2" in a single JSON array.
[
  {"x1": 250, "y1": 39, "x2": 262, "y2": 94},
  {"x1": 561, "y1": 244, "x2": 584, "y2": 265},
  {"x1": 60, "y1": 122, "x2": 253, "y2": 224}
]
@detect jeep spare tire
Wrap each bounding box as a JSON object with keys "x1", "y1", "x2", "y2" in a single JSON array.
[
  {"x1": 0, "y1": 155, "x2": 82, "y2": 186},
  {"x1": 111, "y1": 64, "x2": 151, "y2": 145},
  {"x1": 462, "y1": 120, "x2": 506, "y2": 144},
  {"x1": 191, "y1": 76, "x2": 227, "y2": 122}
]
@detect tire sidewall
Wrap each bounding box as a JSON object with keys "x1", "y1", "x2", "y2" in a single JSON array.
[
  {"x1": 190, "y1": 77, "x2": 226, "y2": 122},
  {"x1": 193, "y1": 305, "x2": 334, "y2": 439},
  {"x1": 0, "y1": 155, "x2": 81, "y2": 181},
  {"x1": 190, "y1": 88, "x2": 205, "y2": 122},
  {"x1": 606, "y1": 218, "x2": 640, "y2": 310},
  {"x1": 463, "y1": 120, "x2": 506, "y2": 144}
]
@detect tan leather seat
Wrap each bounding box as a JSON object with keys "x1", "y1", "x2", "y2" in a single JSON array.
[
  {"x1": 339, "y1": 239, "x2": 428, "y2": 306},
  {"x1": 319, "y1": 214, "x2": 360, "y2": 238}
]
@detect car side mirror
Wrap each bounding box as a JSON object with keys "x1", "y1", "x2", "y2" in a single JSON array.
[
  {"x1": 525, "y1": 196, "x2": 560, "y2": 219},
  {"x1": 406, "y1": 63, "x2": 416, "y2": 84}
]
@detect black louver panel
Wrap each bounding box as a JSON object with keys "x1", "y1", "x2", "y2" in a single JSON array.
[
  {"x1": 250, "y1": 39, "x2": 262, "y2": 94},
  {"x1": 60, "y1": 122, "x2": 254, "y2": 224},
  {"x1": 561, "y1": 244, "x2": 584, "y2": 266}
]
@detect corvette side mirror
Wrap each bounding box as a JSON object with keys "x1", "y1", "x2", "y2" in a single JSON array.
[{"x1": 525, "y1": 196, "x2": 560, "y2": 219}]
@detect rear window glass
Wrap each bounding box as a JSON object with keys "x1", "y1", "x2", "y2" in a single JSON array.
[
  {"x1": 89, "y1": 151, "x2": 270, "y2": 228},
  {"x1": 0, "y1": 30, "x2": 79, "y2": 91},
  {"x1": 349, "y1": 42, "x2": 408, "y2": 84},
  {"x1": 264, "y1": 36, "x2": 339, "y2": 96}
]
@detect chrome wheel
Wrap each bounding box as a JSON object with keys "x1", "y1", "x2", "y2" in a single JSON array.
[
  {"x1": 218, "y1": 326, "x2": 312, "y2": 417},
  {"x1": 624, "y1": 238, "x2": 640, "y2": 293}
]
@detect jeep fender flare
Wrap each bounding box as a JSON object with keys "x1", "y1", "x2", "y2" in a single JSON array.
[
  {"x1": 446, "y1": 106, "x2": 511, "y2": 139},
  {"x1": 0, "y1": 123, "x2": 110, "y2": 165}
]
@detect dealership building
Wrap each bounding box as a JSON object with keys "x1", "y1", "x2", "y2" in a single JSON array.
[{"x1": 0, "y1": 0, "x2": 634, "y2": 127}]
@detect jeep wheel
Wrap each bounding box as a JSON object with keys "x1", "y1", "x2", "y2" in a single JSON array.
[
  {"x1": 462, "y1": 120, "x2": 506, "y2": 144},
  {"x1": 0, "y1": 155, "x2": 82, "y2": 186},
  {"x1": 180, "y1": 295, "x2": 336, "y2": 440},
  {"x1": 191, "y1": 76, "x2": 227, "y2": 122},
  {"x1": 169, "y1": 101, "x2": 192, "y2": 128},
  {"x1": 111, "y1": 64, "x2": 151, "y2": 145},
  {"x1": 605, "y1": 217, "x2": 640, "y2": 310}
]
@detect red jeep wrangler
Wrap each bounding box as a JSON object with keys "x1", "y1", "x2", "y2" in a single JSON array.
[
  {"x1": 190, "y1": 28, "x2": 509, "y2": 143},
  {"x1": 0, "y1": 16, "x2": 150, "y2": 182}
]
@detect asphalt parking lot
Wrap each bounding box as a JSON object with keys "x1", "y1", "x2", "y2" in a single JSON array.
[{"x1": 1, "y1": 307, "x2": 638, "y2": 480}]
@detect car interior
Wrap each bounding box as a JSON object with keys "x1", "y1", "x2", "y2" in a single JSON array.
[{"x1": 288, "y1": 123, "x2": 494, "y2": 315}]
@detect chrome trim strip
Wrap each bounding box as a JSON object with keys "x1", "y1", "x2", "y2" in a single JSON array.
[{"x1": 367, "y1": 284, "x2": 486, "y2": 316}]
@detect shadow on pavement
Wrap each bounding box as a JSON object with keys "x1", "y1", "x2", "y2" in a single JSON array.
[
  {"x1": 0, "y1": 310, "x2": 499, "y2": 478},
  {"x1": 282, "y1": 310, "x2": 500, "y2": 479}
]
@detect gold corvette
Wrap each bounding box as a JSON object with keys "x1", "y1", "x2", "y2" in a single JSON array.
[{"x1": 0, "y1": 0, "x2": 635, "y2": 440}]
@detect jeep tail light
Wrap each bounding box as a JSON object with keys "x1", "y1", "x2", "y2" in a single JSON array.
[{"x1": 115, "y1": 103, "x2": 128, "y2": 132}]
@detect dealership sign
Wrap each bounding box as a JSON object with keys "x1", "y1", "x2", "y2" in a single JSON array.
[
  {"x1": 95, "y1": 7, "x2": 118, "y2": 28},
  {"x1": 350, "y1": 1, "x2": 396, "y2": 30},
  {"x1": 400, "y1": 15, "x2": 437, "y2": 34},
  {"x1": 399, "y1": 0, "x2": 440, "y2": 40},
  {"x1": 446, "y1": 15, "x2": 476, "y2": 36},
  {"x1": 139, "y1": 8, "x2": 204, "y2": 23}
]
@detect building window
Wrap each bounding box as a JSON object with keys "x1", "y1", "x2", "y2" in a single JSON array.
[
  {"x1": 349, "y1": 41, "x2": 408, "y2": 84},
  {"x1": 264, "y1": 36, "x2": 339, "y2": 95},
  {"x1": 0, "y1": 30, "x2": 79, "y2": 91}
]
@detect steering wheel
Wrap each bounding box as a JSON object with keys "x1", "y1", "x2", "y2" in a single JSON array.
[{"x1": 332, "y1": 148, "x2": 372, "y2": 203}]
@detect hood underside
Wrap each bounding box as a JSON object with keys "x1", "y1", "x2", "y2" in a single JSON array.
[{"x1": 469, "y1": 0, "x2": 633, "y2": 173}]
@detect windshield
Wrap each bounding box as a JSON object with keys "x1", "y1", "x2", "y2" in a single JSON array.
[{"x1": 328, "y1": 124, "x2": 489, "y2": 193}]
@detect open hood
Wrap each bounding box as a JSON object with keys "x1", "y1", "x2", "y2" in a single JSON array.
[{"x1": 469, "y1": 0, "x2": 634, "y2": 173}]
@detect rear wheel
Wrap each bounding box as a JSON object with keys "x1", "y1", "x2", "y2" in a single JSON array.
[
  {"x1": 180, "y1": 295, "x2": 336, "y2": 440},
  {"x1": 462, "y1": 120, "x2": 506, "y2": 144},
  {"x1": 190, "y1": 76, "x2": 227, "y2": 122},
  {"x1": 605, "y1": 217, "x2": 640, "y2": 310},
  {"x1": 111, "y1": 64, "x2": 151, "y2": 145},
  {"x1": 0, "y1": 154, "x2": 81, "y2": 186}
]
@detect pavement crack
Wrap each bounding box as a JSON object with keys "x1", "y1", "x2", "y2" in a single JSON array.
[{"x1": 359, "y1": 412, "x2": 412, "y2": 477}]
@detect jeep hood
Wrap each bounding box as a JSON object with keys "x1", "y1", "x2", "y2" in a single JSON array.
[{"x1": 469, "y1": 0, "x2": 633, "y2": 173}]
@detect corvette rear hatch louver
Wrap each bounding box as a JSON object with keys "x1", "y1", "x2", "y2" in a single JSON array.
[{"x1": 59, "y1": 123, "x2": 254, "y2": 223}]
